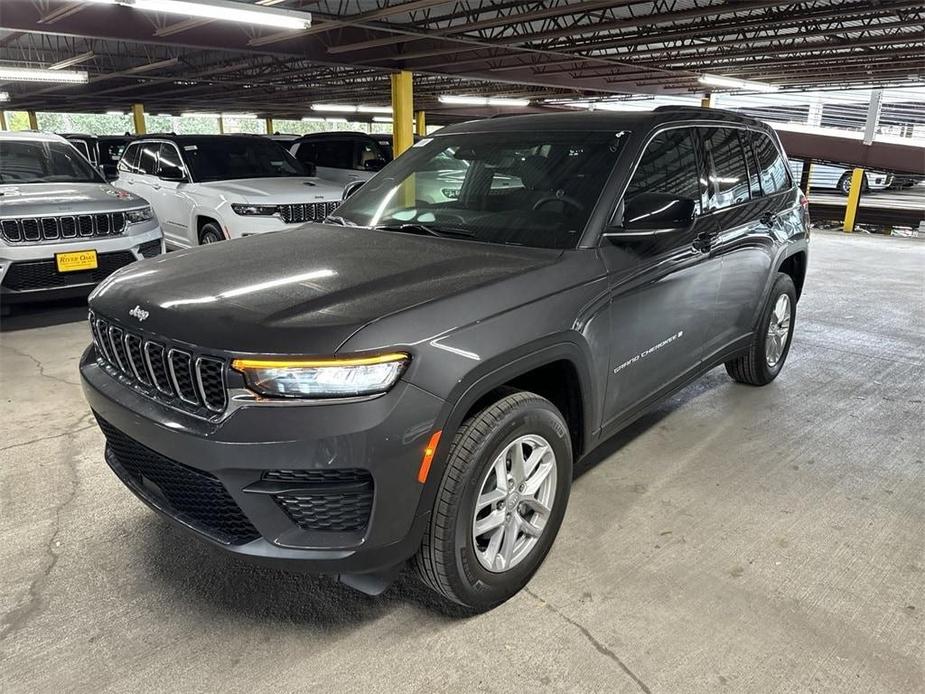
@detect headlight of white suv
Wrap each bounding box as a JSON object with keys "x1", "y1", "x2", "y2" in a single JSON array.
[
  {"x1": 126, "y1": 206, "x2": 154, "y2": 224},
  {"x1": 231, "y1": 353, "x2": 409, "y2": 398},
  {"x1": 231, "y1": 203, "x2": 278, "y2": 216}
]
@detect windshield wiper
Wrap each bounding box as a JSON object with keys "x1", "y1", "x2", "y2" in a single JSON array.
[{"x1": 374, "y1": 223, "x2": 476, "y2": 239}]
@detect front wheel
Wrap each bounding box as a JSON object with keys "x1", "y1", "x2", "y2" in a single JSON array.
[
  {"x1": 838, "y1": 172, "x2": 868, "y2": 195},
  {"x1": 725, "y1": 272, "x2": 797, "y2": 386},
  {"x1": 198, "y1": 222, "x2": 224, "y2": 245},
  {"x1": 414, "y1": 391, "x2": 572, "y2": 612}
]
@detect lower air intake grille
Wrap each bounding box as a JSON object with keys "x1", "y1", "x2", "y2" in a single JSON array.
[
  {"x1": 1, "y1": 252, "x2": 137, "y2": 292},
  {"x1": 266, "y1": 469, "x2": 374, "y2": 532},
  {"x1": 97, "y1": 416, "x2": 259, "y2": 545}
]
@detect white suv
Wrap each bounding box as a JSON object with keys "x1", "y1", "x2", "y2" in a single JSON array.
[
  {"x1": 115, "y1": 135, "x2": 342, "y2": 249},
  {"x1": 1, "y1": 131, "x2": 163, "y2": 312}
]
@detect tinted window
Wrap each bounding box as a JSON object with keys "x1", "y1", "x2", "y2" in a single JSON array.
[
  {"x1": 294, "y1": 142, "x2": 317, "y2": 167},
  {"x1": 0, "y1": 140, "x2": 103, "y2": 184},
  {"x1": 313, "y1": 140, "x2": 354, "y2": 169},
  {"x1": 156, "y1": 143, "x2": 184, "y2": 175},
  {"x1": 333, "y1": 130, "x2": 626, "y2": 250},
  {"x1": 137, "y1": 143, "x2": 159, "y2": 176},
  {"x1": 751, "y1": 131, "x2": 790, "y2": 195},
  {"x1": 623, "y1": 128, "x2": 702, "y2": 215},
  {"x1": 181, "y1": 138, "x2": 305, "y2": 182},
  {"x1": 356, "y1": 139, "x2": 387, "y2": 169},
  {"x1": 701, "y1": 128, "x2": 751, "y2": 210},
  {"x1": 118, "y1": 143, "x2": 139, "y2": 173}
]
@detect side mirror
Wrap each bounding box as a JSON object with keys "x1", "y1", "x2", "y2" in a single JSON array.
[
  {"x1": 158, "y1": 165, "x2": 186, "y2": 182},
  {"x1": 342, "y1": 179, "x2": 365, "y2": 200},
  {"x1": 608, "y1": 192, "x2": 696, "y2": 236},
  {"x1": 363, "y1": 158, "x2": 387, "y2": 172}
]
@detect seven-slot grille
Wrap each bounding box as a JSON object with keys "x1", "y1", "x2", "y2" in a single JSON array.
[
  {"x1": 0, "y1": 212, "x2": 127, "y2": 244},
  {"x1": 89, "y1": 311, "x2": 228, "y2": 415},
  {"x1": 278, "y1": 201, "x2": 339, "y2": 224}
]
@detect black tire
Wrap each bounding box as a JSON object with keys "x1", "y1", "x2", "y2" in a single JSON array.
[
  {"x1": 837, "y1": 172, "x2": 868, "y2": 195},
  {"x1": 198, "y1": 221, "x2": 224, "y2": 245},
  {"x1": 414, "y1": 390, "x2": 572, "y2": 612},
  {"x1": 725, "y1": 272, "x2": 797, "y2": 386}
]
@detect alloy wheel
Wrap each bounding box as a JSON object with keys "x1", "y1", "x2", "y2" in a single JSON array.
[{"x1": 765, "y1": 293, "x2": 792, "y2": 367}]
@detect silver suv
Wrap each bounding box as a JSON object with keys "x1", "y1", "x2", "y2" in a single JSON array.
[{"x1": 0, "y1": 131, "x2": 164, "y2": 313}]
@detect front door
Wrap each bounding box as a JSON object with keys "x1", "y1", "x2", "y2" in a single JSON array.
[{"x1": 599, "y1": 127, "x2": 722, "y2": 431}]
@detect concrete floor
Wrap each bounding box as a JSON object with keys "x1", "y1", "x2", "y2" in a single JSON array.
[{"x1": 1, "y1": 231, "x2": 922, "y2": 693}]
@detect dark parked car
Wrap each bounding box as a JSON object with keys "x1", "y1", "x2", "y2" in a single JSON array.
[
  {"x1": 62, "y1": 134, "x2": 136, "y2": 180},
  {"x1": 80, "y1": 108, "x2": 809, "y2": 611}
]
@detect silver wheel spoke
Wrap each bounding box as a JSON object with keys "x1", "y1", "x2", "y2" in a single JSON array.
[
  {"x1": 474, "y1": 509, "x2": 505, "y2": 536},
  {"x1": 476, "y1": 487, "x2": 505, "y2": 511},
  {"x1": 519, "y1": 516, "x2": 544, "y2": 537},
  {"x1": 498, "y1": 516, "x2": 519, "y2": 568},
  {"x1": 509, "y1": 442, "x2": 526, "y2": 484},
  {"x1": 523, "y1": 460, "x2": 553, "y2": 497},
  {"x1": 523, "y1": 443, "x2": 548, "y2": 481},
  {"x1": 483, "y1": 526, "x2": 504, "y2": 567},
  {"x1": 521, "y1": 496, "x2": 551, "y2": 519}
]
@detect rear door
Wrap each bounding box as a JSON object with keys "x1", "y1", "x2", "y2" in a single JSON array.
[
  {"x1": 698, "y1": 127, "x2": 784, "y2": 360},
  {"x1": 599, "y1": 126, "x2": 723, "y2": 430},
  {"x1": 113, "y1": 142, "x2": 142, "y2": 193},
  {"x1": 153, "y1": 142, "x2": 196, "y2": 248}
]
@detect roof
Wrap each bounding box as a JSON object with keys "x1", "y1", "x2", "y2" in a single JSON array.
[
  {"x1": 133, "y1": 133, "x2": 269, "y2": 143},
  {"x1": 0, "y1": 131, "x2": 68, "y2": 143}
]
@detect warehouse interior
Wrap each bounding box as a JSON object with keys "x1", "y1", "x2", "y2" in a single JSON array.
[{"x1": 0, "y1": 1, "x2": 923, "y2": 692}]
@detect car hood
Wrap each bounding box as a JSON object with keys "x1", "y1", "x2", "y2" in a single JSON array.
[
  {"x1": 0, "y1": 182, "x2": 148, "y2": 215},
  {"x1": 197, "y1": 177, "x2": 342, "y2": 202},
  {"x1": 89, "y1": 224, "x2": 559, "y2": 354}
]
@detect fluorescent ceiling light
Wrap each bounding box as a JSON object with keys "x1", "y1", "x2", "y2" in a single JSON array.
[
  {"x1": 372, "y1": 116, "x2": 392, "y2": 122},
  {"x1": 0, "y1": 92, "x2": 9, "y2": 102},
  {"x1": 323, "y1": 117, "x2": 348, "y2": 123},
  {"x1": 87, "y1": 0, "x2": 311, "y2": 30},
  {"x1": 156, "y1": 113, "x2": 173, "y2": 117},
  {"x1": 182, "y1": 112, "x2": 219, "y2": 118},
  {"x1": 357, "y1": 106, "x2": 391, "y2": 114},
  {"x1": 0, "y1": 66, "x2": 88, "y2": 84},
  {"x1": 106, "y1": 110, "x2": 125, "y2": 116},
  {"x1": 699, "y1": 74, "x2": 779, "y2": 93},
  {"x1": 311, "y1": 104, "x2": 357, "y2": 113},
  {"x1": 438, "y1": 95, "x2": 530, "y2": 107}
]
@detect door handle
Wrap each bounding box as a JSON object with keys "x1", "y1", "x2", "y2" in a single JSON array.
[{"x1": 760, "y1": 212, "x2": 777, "y2": 227}]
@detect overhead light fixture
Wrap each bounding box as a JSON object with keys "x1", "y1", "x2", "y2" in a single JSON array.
[
  {"x1": 0, "y1": 66, "x2": 88, "y2": 84},
  {"x1": 438, "y1": 95, "x2": 530, "y2": 107},
  {"x1": 221, "y1": 112, "x2": 256, "y2": 118},
  {"x1": 0, "y1": 91, "x2": 9, "y2": 102},
  {"x1": 357, "y1": 106, "x2": 392, "y2": 114},
  {"x1": 182, "y1": 112, "x2": 220, "y2": 118},
  {"x1": 85, "y1": 0, "x2": 311, "y2": 30},
  {"x1": 156, "y1": 113, "x2": 173, "y2": 117},
  {"x1": 311, "y1": 104, "x2": 357, "y2": 113},
  {"x1": 323, "y1": 117, "x2": 348, "y2": 123},
  {"x1": 49, "y1": 51, "x2": 96, "y2": 70},
  {"x1": 106, "y1": 110, "x2": 125, "y2": 116},
  {"x1": 699, "y1": 74, "x2": 779, "y2": 93},
  {"x1": 372, "y1": 116, "x2": 393, "y2": 123}
]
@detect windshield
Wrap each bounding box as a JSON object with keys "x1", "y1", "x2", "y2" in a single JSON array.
[
  {"x1": 181, "y1": 139, "x2": 307, "y2": 182},
  {"x1": 0, "y1": 140, "x2": 104, "y2": 184},
  {"x1": 332, "y1": 130, "x2": 627, "y2": 249}
]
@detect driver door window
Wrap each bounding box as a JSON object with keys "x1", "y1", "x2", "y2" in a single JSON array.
[{"x1": 622, "y1": 128, "x2": 703, "y2": 218}]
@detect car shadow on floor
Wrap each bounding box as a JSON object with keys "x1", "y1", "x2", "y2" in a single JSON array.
[
  {"x1": 133, "y1": 369, "x2": 728, "y2": 626},
  {"x1": 0, "y1": 297, "x2": 89, "y2": 332}
]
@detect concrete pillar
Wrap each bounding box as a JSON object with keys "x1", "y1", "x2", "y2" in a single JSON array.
[
  {"x1": 131, "y1": 103, "x2": 146, "y2": 135},
  {"x1": 217, "y1": 116, "x2": 224, "y2": 134},
  {"x1": 843, "y1": 168, "x2": 865, "y2": 233},
  {"x1": 700, "y1": 93, "x2": 714, "y2": 109},
  {"x1": 27, "y1": 111, "x2": 38, "y2": 130},
  {"x1": 390, "y1": 70, "x2": 414, "y2": 157},
  {"x1": 415, "y1": 110, "x2": 426, "y2": 137},
  {"x1": 264, "y1": 116, "x2": 274, "y2": 134},
  {"x1": 0, "y1": 111, "x2": 7, "y2": 131}
]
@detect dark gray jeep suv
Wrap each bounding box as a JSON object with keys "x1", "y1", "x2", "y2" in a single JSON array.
[{"x1": 81, "y1": 108, "x2": 809, "y2": 611}]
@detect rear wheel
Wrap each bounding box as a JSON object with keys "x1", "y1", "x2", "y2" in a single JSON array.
[
  {"x1": 198, "y1": 221, "x2": 224, "y2": 245},
  {"x1": 837, "y1": 172, "x2": 868, "y2": 195},
  {"x1": 725, "y1": 272, "x2": 797, "y2": 386},
  {"x1": 414, "y1": 390, "x2": 572, "y2": 612}
]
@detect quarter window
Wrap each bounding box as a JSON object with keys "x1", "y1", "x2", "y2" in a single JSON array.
[
  {"x1": 623, "y1": 128, "x2": 702, "y2": 215},
  {"x1": 701, "y1": 127, "x2": 751, "y2": 210},
  {"x1": 137, "y1": 143, "x2": 159, "y2": 176},
  {"x1": 118, "y1": 143, "x2": 140, "y2": 173},
  {"x1": 156, "y1": 143, "x2": 184, "y2": 175},
  {"x1": 751, "y1": 131, "x2": 791, "y2": 195}
]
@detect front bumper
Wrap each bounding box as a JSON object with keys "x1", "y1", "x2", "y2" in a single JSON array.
[
  {"x1": 79, "y1": 346, "x2": 445, "y2": 575},
  {"x1": 0, "y1": 227, "x2": 164, "y2": 302}
]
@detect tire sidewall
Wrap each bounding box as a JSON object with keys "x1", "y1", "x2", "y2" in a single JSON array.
[
  {"x1": 199, "y1": 223, "x2": 224, "y2": 245},
  {"x1": 756, "y1": 274, "x2": 797, "y2": 380},
  {"x1": 447, "y1": 400, "x2": 572, "y2": 609}
]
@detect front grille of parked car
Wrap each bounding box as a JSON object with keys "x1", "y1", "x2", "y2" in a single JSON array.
[
  {"x1": 277, "y1": 201, "x2": 339, "y2": 224},
  {"x1": 265, "y1": 469, "x2": 374, "y2": 532},
  {"x1": 89, "y1": 311, "x2": 228, "y2": 416},
  {"x1": 137, "y1": 239, "x2": 163, "y2": 258},
  {"x1": 1, "y1": 251, "x2": 137, "y2": 292},
  {"x1": 0, "y1": 212, "x2": 127, "y2": 244},
  {"x1": 96, "y1": 416, "x2": 260, "y2": 545}
]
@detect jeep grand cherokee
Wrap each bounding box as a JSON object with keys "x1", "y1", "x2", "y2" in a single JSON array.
[{"x1": 81, "y1": 108, "x2": 809, "y2": 612}]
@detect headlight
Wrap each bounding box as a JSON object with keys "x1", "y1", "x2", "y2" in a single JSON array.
[
  {"x1": 231, "y1": 353, "x2": 409, "y2": 398},
  {"x1": 231, "y1": 203, "x2": 278, "y2": 216},
  {"x1": 126, "y1": 206, "x2": 154, "y2": 224}
]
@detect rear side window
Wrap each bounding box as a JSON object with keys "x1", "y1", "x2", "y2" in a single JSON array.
[
  {"x1": 624, "y1": 128, "x2": 702, "y2": 215},
  {"x1": 294, "y1": 142, "x2": 317, "y2": 167},
  {"x1": 118, "y1": 143, "x2": 140, "y2": 173},
  {"x1": 313, "y1": 140, "x2": 354, "y2": 169},
  {"x1": 137, "y1": 143, "x2": 159, "y2": 175},
  {"x1": 751, "y1": 131, "x2": 791, "y2": 195},
  {"x1": 157, "y1": 143, "x2": 184, "y2": 175},
  {"x1": 701, "y1": 127, "x2": 751, "y2": 210}
]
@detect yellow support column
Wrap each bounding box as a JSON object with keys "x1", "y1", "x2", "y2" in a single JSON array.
[
  {"x1": 415, "y1": 110, "x2": 426, "y2": 137},
  {"x1": 701, "y1": 93, "x2": 714, "y2": 108},
  {"x1": 843, "y1": 168, "x2": 865, "y2": 233},
  {"x1": 0, "y1": 111, "x2": 7, "y2": 131},
  {"x1": 27, "y1": 111, "x2": 38, "y2": 130},
  {"x1": 217, "y1": 116, "x2": 225, "y2": 134},
  {"x1": 798, "y1": 159, "x2": 813, "y2": 195},
  {"x1": 391, "y1": 71, "x2": 413, "y2": 156},
  {"x1": 132, "y1": 104, "x2": 148, "y2": 135},
  {"x1": 264, "y1": 116, "x2": 274, "y2": 134},
  {"x1": 131, "y1": 103, "x2": 146, "y2": 135}
]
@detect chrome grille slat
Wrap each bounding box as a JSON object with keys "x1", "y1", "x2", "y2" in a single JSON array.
[
  {"x1": 0, "y1": 212, "x2": 132, "y2": 244},
  {"x1": 278, "y1": 201, "x2": 339, "y2": 225},
  {"x1": 89, "y1": 314, "x2": 227, "y2": 417}
]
